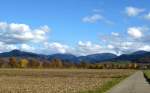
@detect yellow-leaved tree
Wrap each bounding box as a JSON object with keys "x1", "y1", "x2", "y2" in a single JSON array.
[{"x1": 18, "y1": 59, "x2": 29, "y2": 68}]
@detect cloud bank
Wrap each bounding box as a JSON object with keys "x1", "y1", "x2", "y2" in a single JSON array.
[
  {"x1": 0, "y1": 21, "x2": 150, "y2": 56},
  {"x1": 1, "y1": 5, "x2": 150, "y2": 56}
]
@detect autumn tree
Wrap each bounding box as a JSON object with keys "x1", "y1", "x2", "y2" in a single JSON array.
[
  {"x1": 42, "y1": 61, "x2": 51, "y2": 68},
  {"x1": 50, "y1": 58, "x2": 63, "y2": 68},
  {"x1": 127, "y1": 63, "x2": 139, "y2": 69},
  {"x1": 18, "y1": 59, "x2": 29, "y2": 68},
  {"x1": 8, "y1": 57, "x2": 17, "y2": 68},
  {"x1": 0, "y1": 58, "x2": 5, "y2": 68},
  {"x1": 96, "y1": 64, "x2": 103, "y2": 69},
  {"x1": 63, "y1": 62, "x2": 77, "y2": 68},
  {"x1": 78, "y1": 61, "x2": 90, "y2": 68},
  {"x1": 28, "y1": 59, "x2": 40, "y2": 68}
]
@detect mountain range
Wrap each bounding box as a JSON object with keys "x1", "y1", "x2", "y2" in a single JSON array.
[{"x1": 0, "y1": 49, "x2": 150, "y2": 63}]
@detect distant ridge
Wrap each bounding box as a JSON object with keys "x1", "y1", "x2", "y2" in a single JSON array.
[
  {"x1": 79, "y1": 53, "x2": 117, "y2": 63},
  {"x1": 48, "y1": 53, "x2": 79, "y2": 63},
  {"x1": 0, "y1": 50, "x2": 117, "y2": 63},
  {"x1": 0, "y1": 49, "x2": 150, "y2": 63},
  {"x1": 113, "y1": 50, "x2": 149, "y2": 61},
  {"x1": 0, "y1": 49, "x2": 47, "y2": 59}
]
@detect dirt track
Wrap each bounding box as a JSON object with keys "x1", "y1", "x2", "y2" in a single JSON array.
[{"x1": 106, "y1": 71, "x2": 150, "y2": 93}]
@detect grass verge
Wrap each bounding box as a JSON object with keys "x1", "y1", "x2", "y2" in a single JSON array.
[
  {"x1": 143, "y1": 70, "x2": 150, "y2": 83},
  {"x1": 79, "y1": 77, "x2": 125, "y2": 93}
]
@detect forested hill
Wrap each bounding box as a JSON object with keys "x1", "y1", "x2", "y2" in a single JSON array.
[{"x1": 0, "y1": 50, "x2": 150, "y2": 64}]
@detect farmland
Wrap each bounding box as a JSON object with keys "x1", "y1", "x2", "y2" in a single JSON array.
[{"x1": 0, "y1": 69, "x2": 134, "y2": 93}]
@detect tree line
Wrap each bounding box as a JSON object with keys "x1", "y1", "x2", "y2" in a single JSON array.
[{"x1": 0, "y1": 57, "x2": 147, "y2": 69}]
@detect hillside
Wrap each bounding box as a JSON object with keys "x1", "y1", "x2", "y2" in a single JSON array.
[{"x1": 0, "y1": 50, "x2": 150, "y2": 64}]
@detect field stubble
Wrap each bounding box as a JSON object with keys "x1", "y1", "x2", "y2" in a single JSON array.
[{"x1": 0, "y1": 69, "x2": 134, "y2": 93}]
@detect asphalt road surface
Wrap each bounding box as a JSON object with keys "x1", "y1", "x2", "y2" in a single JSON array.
[{"x1": 106, "y1": 71, "x2": 150, "y2": 93}]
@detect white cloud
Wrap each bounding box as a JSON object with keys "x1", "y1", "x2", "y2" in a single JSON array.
[
  {"x1": 139, "y1": 45, "x2": 150, "y2": 51},
  {"x1": 82, "y1": 14, "x2": 103, "y2": 23},
  {"x1": 125, "y1": 6, "x2": 145, "y2": 16},
  {"x1": 111, "y1": 32, "x2": 119, "y2": 36},
  {"x1": 1, "y1": 21, "x2": 150, "y2": 56},
  {"x1": 100, "y1": 32, "x2": 145, "y2": 55},
  {"x1": 107, "y1": 45, "x2": 114, "y2": 49},
  {"x1": 93, "y1": 9, "x2": 102, "y2": 13},
  {"x1": 144, "y1": 13, "x2": 150, "y2": 20},
  {"x1": 127, "y1": 27, "x2": 143, "y2": 38},
  {"x1": 121, "y1": 42, "x2": 133, "y2": 50},
  {"x1": 77, "y1": 41, "x2": 116, "y2": 55},
  {"x1": 41, "y1": 41, "x2": 117, "y2": 55},
  {"x1": 0, "y1": 22, "x2": 8, "y2": 30},
  {"x1": 82, "y1": 13, "x2": 114, "y2": 25},
  {"x1": 78, "y1": 41, "x2": 102, "y2": 50},
  {"x1": 0, "y1": 22, "x2": 50, "y2": 44},
  {"x1": 9, "y1": 23, "x2": 30, "y2": 32},
  {"x1": 0, "y1": 42, "x2": 17, "y2": 53},
  {"x1": 40, "y1": 25, "x2": 50, "y2": 32},
  {"x1": 101, "y1": 25, "x2": 150, "y2": 54},
  {"x1": 20, "y1": 44, "x2": 35, "y2": 52},
  {"x1": 44, "y1": 42, "x2": 69, "y2": 54}
]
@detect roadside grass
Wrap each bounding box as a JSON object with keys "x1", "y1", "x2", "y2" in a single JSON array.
[
  {"x1": 144, "y1": 70, "x2": 150, "y2": 78},
  {"x1": 79, "y1": 77, "x2": 126, "y2": 93},
  {"x1": 143, "y1": 70, "x2": 150, "y2": 83}
]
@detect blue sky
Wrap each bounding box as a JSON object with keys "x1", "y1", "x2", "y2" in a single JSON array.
[{"x1": 0, "y1": 0, "x2": 150, "y2": 55}]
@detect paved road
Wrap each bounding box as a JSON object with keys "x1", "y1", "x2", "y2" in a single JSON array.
[{"x1": 106, "y1": 71, "x2": 150, "y2": 93}]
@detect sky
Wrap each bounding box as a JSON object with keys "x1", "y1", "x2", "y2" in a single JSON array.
[{"x1": 0, "y1": 0, "x2": 150, "y2": 55}]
